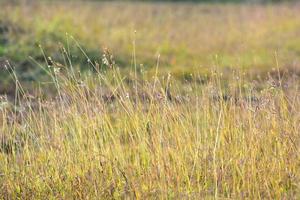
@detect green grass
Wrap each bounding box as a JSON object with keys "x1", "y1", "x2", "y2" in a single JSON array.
[
  {"x1": 1, "y1": 2, "x2": 300, "y2": 72},
  {"x1": 1, "y1": 2, "x2": 300, "y2": 94}
]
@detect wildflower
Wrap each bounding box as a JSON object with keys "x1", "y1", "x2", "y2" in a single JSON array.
[
  {"x1": 102, "y1": 48, "x2": 115, "y2": 68},
  {"x1": 102, "y1": 54, "x2": 109, "y2": 66}
]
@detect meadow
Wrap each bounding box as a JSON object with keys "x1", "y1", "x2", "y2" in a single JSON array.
[{"x1": 0, "y1": 1, "x2": 299, "y2": 199}]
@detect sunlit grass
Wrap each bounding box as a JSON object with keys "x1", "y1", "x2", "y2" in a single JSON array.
[
  {"x1": 0, "y1": 1, "x2": 300, "y2": 199},
  {"x1": 0, "y1": 41, "x2": 299, "y2": 198}
]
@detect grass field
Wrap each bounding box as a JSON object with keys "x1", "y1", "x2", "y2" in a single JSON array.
[
  {"x1": 1, "y1": 2, "x2": 300, "y2": 75},
  {"x1": 0, "y1": 1, "x2": 300, "y2": 199}
]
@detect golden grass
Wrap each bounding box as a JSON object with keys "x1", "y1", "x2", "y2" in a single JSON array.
[
  {"x1": 0, "y1": 44, "x2": 299, "y2": 198},
  {"x1": 0, "y1": 1, "x2": 300, "y2": 199}
]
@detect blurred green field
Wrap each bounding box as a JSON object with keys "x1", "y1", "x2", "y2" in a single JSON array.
[{"x1": 1, "y1": 1, "x2": 300, "y2": 81}]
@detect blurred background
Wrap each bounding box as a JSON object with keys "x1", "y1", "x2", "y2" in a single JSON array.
[{"x1": 1, "y1": 0, "x2": 300, "y2": 95}]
